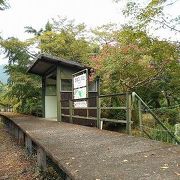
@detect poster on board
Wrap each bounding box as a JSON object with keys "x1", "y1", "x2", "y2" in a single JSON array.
[
  {"x1": 73, "y1": 70, "x2": 88, "y2": 108},
  {"x1": 73, "y1": 73, "x2": 86, "y2": 89}
]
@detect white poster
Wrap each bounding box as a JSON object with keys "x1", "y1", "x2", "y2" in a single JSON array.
[
  {"x1": 74, "y1": 87, "x2": 87, "y2": 99},
  {"x1": 73, "y1": 71, "x2": 88, "y2": 108},
  {"x1": 73, "y1": 73, "x2": 86, "y2": 89},
  {"x1": 74, "y1": 101, "x2": 87, "y2": 108}
]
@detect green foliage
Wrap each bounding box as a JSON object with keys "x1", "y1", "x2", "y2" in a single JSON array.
[
  {"x1": 154, "y1": 107, "x2": 180, "y2": 125},
  {"x1": 0, "y1": 37, "x2": 41, "y2": 114},
  {"x1": 0, "y1": 37, "x2": 31, "y2": 66},
  {"x1": 39, "y1": 30, "x2": 91, "y2": 64},
  {"x1": 149, "y1": 122, "x2": 175, "y2": 143},
  {"x1": 92, "y1": 27, "x2": 179, "y2": 95},
  {"x1": 114, "y1": 0, "x2": 180, "y2": 33},
  {"x1": 0, "y1": 0, "x2": 9, "y2": 10},
  {"x1": 26, "y1": 18, "x2": 92, "y2": 65},
  {"x1": 0, "y1": 14, "x2": 179, "y2": 123},
  {"x1": 4, "y1": 65, "x2": 41, "y2": 113},
  {"x1": 0, "y1": 18, "x2": 94, "y2": 115}
]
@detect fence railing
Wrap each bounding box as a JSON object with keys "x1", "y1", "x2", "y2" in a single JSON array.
[
  {"x1": 60, "y1": 91, "x2": 179, "y2": 144},
  {"x1": 132, "y1": 92, "x2": 180, "y2": 144},
  {"x1": 61, "y1": 92, "x2": 133, "y2": 134}
]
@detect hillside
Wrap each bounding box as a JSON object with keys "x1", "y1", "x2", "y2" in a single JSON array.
[{"x1": 0, "y1": 65, "x2": 8, "y2": 84}]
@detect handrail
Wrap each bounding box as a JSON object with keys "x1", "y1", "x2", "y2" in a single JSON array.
[
  {"x1": 61, "y1": 92, "x2": 128, "y2": 102},
  {"x1": 132, "y1": 92, "x2": 180, "y2": 144},
  {"x1": 60, "y1": 92, "x2": 131, "y2": 133}
]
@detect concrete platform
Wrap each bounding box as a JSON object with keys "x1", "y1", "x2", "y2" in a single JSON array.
[{"x1": 0, "y1": 112, "x2": 180, "y2": 180}]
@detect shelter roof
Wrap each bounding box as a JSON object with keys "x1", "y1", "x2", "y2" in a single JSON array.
[{"x1": 27, "y1": 53, "x2": 90, "y2": 76}]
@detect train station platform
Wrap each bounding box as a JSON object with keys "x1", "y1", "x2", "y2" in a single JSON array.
[{"x1": 0, "y1": 112, "x2": 179, "y2": 180}]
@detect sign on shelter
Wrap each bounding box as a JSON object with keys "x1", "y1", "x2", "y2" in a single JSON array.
[{"x1": 73, "y1": 69, "x2": 88, "y2": 108}]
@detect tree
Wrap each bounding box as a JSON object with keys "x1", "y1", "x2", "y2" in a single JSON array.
[
  {"x1": 0, "y1": 0, "x2": 9, "y2": 10},
  {"x1": 114, "y1": 0, "x2": 180, "y2": 36},
  {"x1": 0, "y1": 37, "x2": 31, "y2": 66},
  {"x1": 24, "y1": 21, "x2": 53, "y2": 36},
  {"x1": 0, "y1": 37, "x2": 41, "y2": 114},
  {"x1": 91, "y1": 27, "x2": 180, "y2": 108},
  {"x1": 26, "y1": 18, "x2": 93, "y2": 65},
  {"x1": 0, "y1": 18, "x2": 94, "y2": 114}
]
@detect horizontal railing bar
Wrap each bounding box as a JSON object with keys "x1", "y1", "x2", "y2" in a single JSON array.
[
  {"x1": 61, "y1": 114, "x2": 97, "y2": 120},
  {"x1": 61, "y1": 92, "x2": 128, "y2": 102},
  {"x1": 99, "y1": 92, "x2": 128, "y2": 98},
  {"x1": 61, "y1": 114, "x2": 70, "y2": 117},
  {"x1": 73, "y1": 107, "x2": 97, "y2": 110},
  {"x1": 61, "y1": 107, "x2": 69, "y2": 109},
  {"x1": 100, "y1": 118, "x2": 128, "y2": 123},
  {"x1": 61, "y1": 96, "x2": 97, "y2": 102},
  {"x1": 61, "y1": 107, "x2": 96, "y2": 110},
  {"x1": 61, "y1": 114, "x2": 130, "y2": 123},
  {"x1": 61, "y1": 107, "x2": 126, "y2": 110},
  {"x1": 101, "y1": 107, "x2": 127, "y2": 110}
]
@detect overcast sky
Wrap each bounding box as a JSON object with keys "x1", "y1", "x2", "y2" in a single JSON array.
[
  {"x1": 0, "y1": 0, "x2": 179, "y2": 64},
  {"x1": 0, "y1": 0, "x2": 123, "y2": 40}
]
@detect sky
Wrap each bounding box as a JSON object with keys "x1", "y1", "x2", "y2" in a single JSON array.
[
  {"x1": 0, "y1": 0, "x2": 124, "y2": 64},
  {"x1": 0, "y1": 0, "x2": 124, "y2": 40},
  {"x1": 0, "y1": 0, "x2": 180, "y2": 64}
]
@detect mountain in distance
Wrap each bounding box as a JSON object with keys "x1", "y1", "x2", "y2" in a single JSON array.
[{"x1": 0, "y1": 65, "x2": 8, "y2": 84}]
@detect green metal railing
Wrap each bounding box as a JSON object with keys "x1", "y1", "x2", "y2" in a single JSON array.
[
  {"x1": 60, "y1": 92, "x2": 133, "y2": 134},
  {"x1": 132, "y1": 92, "x2": 180, "y2": 144}
]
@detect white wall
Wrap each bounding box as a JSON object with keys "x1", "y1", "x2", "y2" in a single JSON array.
[{"x1": 45, "y1": 96, "x2": 57, "y2": 119}]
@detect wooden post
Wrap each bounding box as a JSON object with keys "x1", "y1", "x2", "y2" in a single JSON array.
[
  {"x1": 42, "y1": 76, "x2": 46, "y2": 118},
  {"x1": 14, "y1": 126, "x2": 19, "y2": 140},
  {"x1": 175, "y1": 124, "x2": 180, "y2": 144},
  {"x1": 37, "y1": 146, "x2": 47, "y2": 170},
  {"x1": 11, "y1": 123, "x2": 15, "y2": 136},
  {"x1": 86, "y1": 69, "x2": 89, "y2": 120},
  {"x1": 18, "y1": 129, "x2": 25, "y2": 145},
  {"x1": 96, "y1": 78, "x2": 101, "y2": 129},
  {"x1": 126, "y1": 93, "x2": 132, "y2": 135},
  {"x1": 97, "y1": 97, "x2": 101, "y2": 129},
  {"x1": 69, "y1": 100, "x2": 73, "y2": 123},
  {"x1": 57, "y1": 66, "x2": 61, "y2": 121},
  {"x1": 25, "y1": 135, "x2": 32, "y2": 155},
  {"x1": 138, "y1": 100, "x2": 143, "y2": 135}
]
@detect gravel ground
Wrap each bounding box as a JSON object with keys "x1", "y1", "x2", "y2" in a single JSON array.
[
  {"x1": 0, "y1": 122, "x2": 41, "y2": 180},
  {"x1": 0, "y1": 122, "x2": 64, "y2": 180}
]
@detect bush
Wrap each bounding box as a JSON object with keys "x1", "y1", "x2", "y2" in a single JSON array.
[
  {"x1": 149, "y1": 122, "x2": 175, "y2": 144},
  {"x1": 154, "y1": 108, "x2": 180, "y2": 125}
]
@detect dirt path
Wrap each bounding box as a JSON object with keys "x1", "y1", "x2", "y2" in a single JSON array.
[{"x1": 0, "y1": 123, "x2": 40, "y2": 180}]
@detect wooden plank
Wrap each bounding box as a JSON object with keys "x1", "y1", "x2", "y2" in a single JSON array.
[
  {"x1": 14, "y1": 126, "x2": 19, "y2": 140},
  {"x1": 138, "y1": 100, "x2": 143, "y2": 135},
  {"x1": 18, "y1": 129, "x2": 25, "y2": 145},
  {"x1": 69, "y1": 100, "x2": 73, "y2": 123},
  {"x1": 126, "y1": 93, "x2": 132, "y2": 135},
  {"x1": 100, "y1": 118, "x2": 127, "y2": 124},
  {"x1": 96, "y1": 78, "x2": 101, "y2": 128},
  {"x1": 37, "y1": 146, "x2": 47, "y2": 170},
  {"x1": 73, "y1": 107, "x2": 97, "y2": 110},
  {"x1": 62, "y1": 114, "x2": 97, "y2": 120},
  {"x1": 101, "y1": 107, "x2": 126, "y2": 110},
  {"x1": 25, "y1": 135, "x2": 32, "y2": 155}
]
